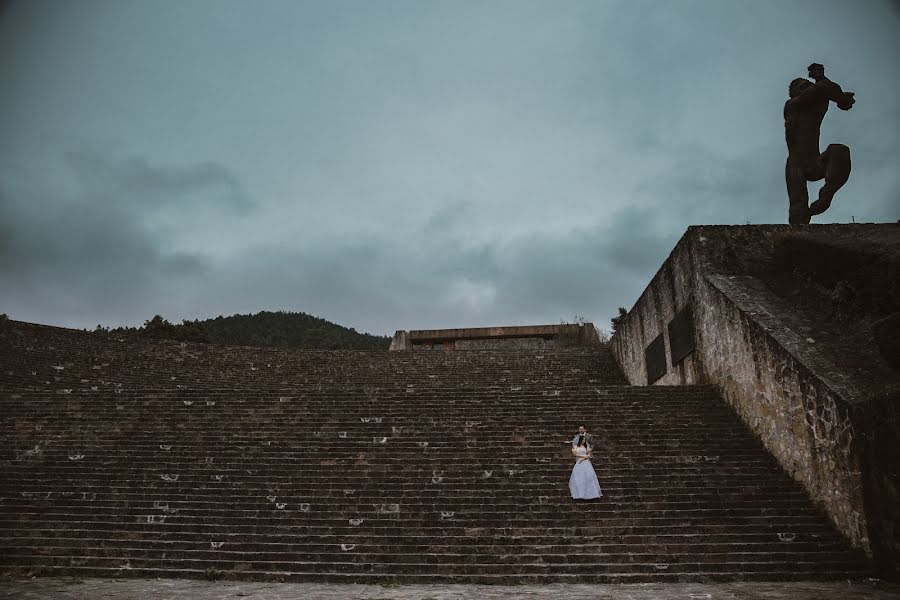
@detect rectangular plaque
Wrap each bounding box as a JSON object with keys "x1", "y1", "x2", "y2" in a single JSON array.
[
  {"x1": 645, "y1": 333, "x2": 667, "y2": 384},
  {"x1": 667, "y1": 304, "x2": 695, "y2": 366}
]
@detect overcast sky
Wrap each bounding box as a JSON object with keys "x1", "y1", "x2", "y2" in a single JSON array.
[{"x1": 1, "y1": 1, "x2": 898, "y2": 336}]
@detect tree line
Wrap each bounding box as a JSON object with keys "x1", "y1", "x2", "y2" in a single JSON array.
[{"x1": 93, "y1": 310, "x2": 391, "y2": 351}]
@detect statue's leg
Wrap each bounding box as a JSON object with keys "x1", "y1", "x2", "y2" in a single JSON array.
[
  {"x1": 809, "y1": 144, "x2": 851, "y2": 216},
  {"x1": 786, "y1": 160, "x2": 811, "y2": 224}
]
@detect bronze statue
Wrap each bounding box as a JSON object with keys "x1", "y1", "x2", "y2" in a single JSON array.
[{"x1": 784, "y1": 63, "x2": 856, "y2": 224}]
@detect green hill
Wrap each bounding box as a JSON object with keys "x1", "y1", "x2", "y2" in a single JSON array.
[
  {"x1": 96, "y1": 311, "x2": 391, "y2": 351},
  {"x1": 204, "y1": 311, "x2": 390, "y2": 350}
]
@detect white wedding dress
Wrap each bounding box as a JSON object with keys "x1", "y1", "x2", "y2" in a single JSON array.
[{"x1": 569, "y1": 447, "x2": 602, "y2": 499}]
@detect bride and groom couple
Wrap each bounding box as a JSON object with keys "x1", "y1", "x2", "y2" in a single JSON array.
[{"x1": 570, "y1": 424, "x2": 602, "y2": 500}]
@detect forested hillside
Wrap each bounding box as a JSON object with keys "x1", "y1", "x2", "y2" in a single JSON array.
[
  {"x1": 96, "y1": 311, "x2": 391, "y2": 351},
  {"x1": 204, "y1": 311, "x2": 390, "y2": 350}
]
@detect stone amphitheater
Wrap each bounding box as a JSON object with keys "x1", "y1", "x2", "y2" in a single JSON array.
[{"x1": 1, "y1": 224, "x2": 897, "y2": 591}]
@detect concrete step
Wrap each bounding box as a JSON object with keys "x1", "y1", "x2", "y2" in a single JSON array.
[
  {"x1": 0, "y1": 321, "x2": 872, "y2": 582},
  {"x1": 0, "y1": 560, "x2": 870, "y2": 584}
]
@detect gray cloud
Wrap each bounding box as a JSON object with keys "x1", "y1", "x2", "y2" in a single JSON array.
[
  {"x1": 0, "y1": 1, "x2": 898, "y2": 334},
  {"x1": 132, "y1": 202, "x2": 680, "y2": 336},
  {"x1": 0, "y1": 153, "x2": 252, "y2": 325},
  {"x1": 633, "y1": 142, "x2": 787, "y2": 226},
  {"x1": 65, "y1": 152, "x2": 253, "y2": 213}
]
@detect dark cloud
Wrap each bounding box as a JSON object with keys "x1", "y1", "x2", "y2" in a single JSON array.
[
  {"x1": 143, "y1": 203, "x2": 678, "y2": 336},
  {"x1": 0, "y1": 1, "x2": 898, "y2": 333},
  {"x1": 0, "y1": 153, "x2": 251, "y2": 325},
  {"x1": 0, "y1": 1, "x2": 13, "y2": 26},
  {"x1": 65, "y1": 151, "x2": 253, "y2": 213},
  {"x1": 634, "y1": 142, "x2": 788, "y2": 225}
]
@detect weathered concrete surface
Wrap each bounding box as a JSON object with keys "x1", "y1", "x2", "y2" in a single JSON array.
[
  {"x1": 453, "y1": 336, "x2": 554, "y2": 349},
  {"x1": 699, "y1": 274, "x2": 868, "y2": 551},
  {"x1": 2, "y1": 577, "x2": 899, "y2": 600},
  {"x1": 410, "y1": 325, "x2": 568, "y2": 339},
  {"x1": 609, "y1": 229, "x2": 702, "y2": 386},
  {"x1": 609, "y1": 224, "x2": 900, "y2": 577},
  {"x1": 390, "y1": 324, "x2": 600, "y2": 350}
]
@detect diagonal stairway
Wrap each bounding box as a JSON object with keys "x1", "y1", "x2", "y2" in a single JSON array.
[{"x1": 0, "y1": 320, "x2": 870, "y2": 582}]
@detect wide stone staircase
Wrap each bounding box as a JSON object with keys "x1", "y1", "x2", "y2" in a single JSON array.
[{"x1": 0, "y1": 320, "x2": 871, "y2": 582}]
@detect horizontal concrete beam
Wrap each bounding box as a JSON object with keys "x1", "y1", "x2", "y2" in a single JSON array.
[{"x1": 405, "y1": 324, "x2": 585, "y2": 342}]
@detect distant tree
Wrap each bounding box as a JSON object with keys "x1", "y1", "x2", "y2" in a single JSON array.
[
  {"x1": 140, "y1": 315, "x2": 210, "y2": 344},
  {"x1": 610, "y1": 307, "x2": 628, "y2": 334},
  {"x1": 140, "y1": 315, "x2": 172, "y2": 339}
]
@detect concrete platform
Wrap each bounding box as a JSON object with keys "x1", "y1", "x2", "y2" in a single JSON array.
[{"x1": 1, "y1": 577, "x2": 899, "y2": 600}]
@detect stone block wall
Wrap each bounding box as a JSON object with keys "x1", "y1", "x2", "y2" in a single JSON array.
[
  {"x1": 610, "y1": 224, "x2": 900, "y2": 574},
  {"x1": 698, "y1": 274, "x2": 868, "y2": 554},
  {"x1": 390, "y1": 324, "x2": 599, "y2": 351},
  {"x1": 453, "y1": 337, "x2": 555, "y2": 350},
  {"x1": 609, "y1": 231, "x2": 703, "y2": 385}
]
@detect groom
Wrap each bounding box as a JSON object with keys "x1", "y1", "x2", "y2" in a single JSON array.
[{"x1": 571, "y1": 424, "x2": 594, "y2": 449}]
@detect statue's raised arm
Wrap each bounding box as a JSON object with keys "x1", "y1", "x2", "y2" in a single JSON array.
[
  {"x1": 789, "y1": 64, "x2": 856, "y2": 110},
  {"x1": 783, "y1": 63, "x2": 855, "y2": 224}
]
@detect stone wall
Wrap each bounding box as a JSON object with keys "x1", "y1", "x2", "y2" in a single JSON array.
[
  {"x1": 390, "y1": 324, "x2": 599, "y2": 351},
  {"x1": 698, "y1": 274, "x2": 868, "y2": 554},
  {"x1": 453, "y1": 337, "x2": 555, "y2": 350},
  {"x1": 610, "y1": 224, "x2": 900, "y2": 574},
  {"x1": 609, "y1": 232, "x2": 703, "y2": 385}
]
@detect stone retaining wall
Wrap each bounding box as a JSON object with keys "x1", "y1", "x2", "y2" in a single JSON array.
[
  {"x1": 390, "y1": 324, "x2": 599, "y2": 351},
  {"x1": 698, "y1": 274, "x2": 868, "y2": 553},
  {"x1": 610, "y1": 225, "x2": 900, "y2": 574}
]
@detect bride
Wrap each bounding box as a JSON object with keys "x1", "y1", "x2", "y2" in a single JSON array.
[{"x1": 569, "y1": 435, "x2": 602, "y2": 500}]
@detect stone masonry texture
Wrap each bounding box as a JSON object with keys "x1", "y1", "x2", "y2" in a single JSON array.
[
  {"x1": 609, "y1": 224, "x2": 900, "y2": 578},
  {"x1": 0, "y1": 318, "x2": 872, "y2": 583}
]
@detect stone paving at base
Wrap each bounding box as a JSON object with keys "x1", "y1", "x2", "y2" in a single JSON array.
[{"x1": 1, "y1": 578, "x2": 899, "y2": 600}]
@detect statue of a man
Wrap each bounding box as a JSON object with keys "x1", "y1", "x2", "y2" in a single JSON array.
[{"x1": 784, "y1": 63, "x2": 856, "y2": 224}]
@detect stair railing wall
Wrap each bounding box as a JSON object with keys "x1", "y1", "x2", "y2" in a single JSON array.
[{"x1": 610, "y1": 225, "x2": 899, "y2": 577}]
